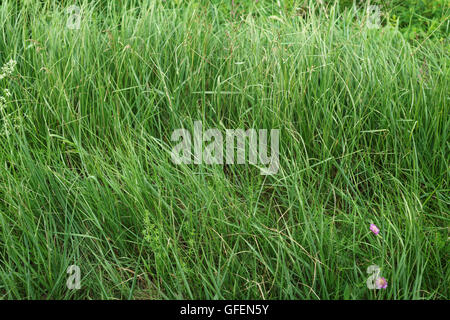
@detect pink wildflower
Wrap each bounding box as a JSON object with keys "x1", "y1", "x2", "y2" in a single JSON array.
[
  {"x1": 370, "y1": 223, "x2": 380, "y2": 235},
  {"x1": 375, "y1": 277, "x2": 388, "y2": 289}
]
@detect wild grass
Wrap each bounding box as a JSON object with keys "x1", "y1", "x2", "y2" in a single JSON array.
[{"x1": 0, "y1": 0, "x2": 448, "y2": 299}]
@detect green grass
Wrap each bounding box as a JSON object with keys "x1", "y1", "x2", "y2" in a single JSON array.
[{"x1": 0, "y1": 0, "x2": 448, "y2": 299}]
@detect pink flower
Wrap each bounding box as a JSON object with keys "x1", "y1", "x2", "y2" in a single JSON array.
[
  {"x1": 375, "y1": 277, "x2": 388, "y2": 289},
  {"x1": 370, "y1": 223, "x2": 380, "y2": 235}
]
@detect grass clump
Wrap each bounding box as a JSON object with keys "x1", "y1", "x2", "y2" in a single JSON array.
[{"x1": 0, "y1": 0, "x2": 448, "y2": 299}]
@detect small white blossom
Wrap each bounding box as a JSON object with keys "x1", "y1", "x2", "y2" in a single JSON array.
[
  {"x1": 0, "y1": 59, "x2": 17, "y2": 80},
  {"x1": 0, "y1": 59, "x2": 17, "y2": 137}
]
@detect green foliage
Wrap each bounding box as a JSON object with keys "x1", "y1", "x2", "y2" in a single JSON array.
[
  {"x1": 164, "y1": 1, "x2": 450, "y2": 41},
  {"x1": 387, "y1": 0, "x2": 449, "y2": 40},
  {"x1": 0, "y1": 0, "x2": 448, "y2": 299}
]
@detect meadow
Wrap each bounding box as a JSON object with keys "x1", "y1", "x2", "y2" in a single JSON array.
[{"x1": 0, "y1": 0, "x2": 448, "y2": 299}]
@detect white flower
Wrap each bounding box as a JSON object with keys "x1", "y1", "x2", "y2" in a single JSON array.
[
  {"x1": 0, "y1": 59, "x2": 16, "y2": 135},
  {"x1": 0, "y1": 96, "x2": 5, "y2": 113},
  {"x1": 0, "y1": 59, "x2": 17, "y2": 78}
]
